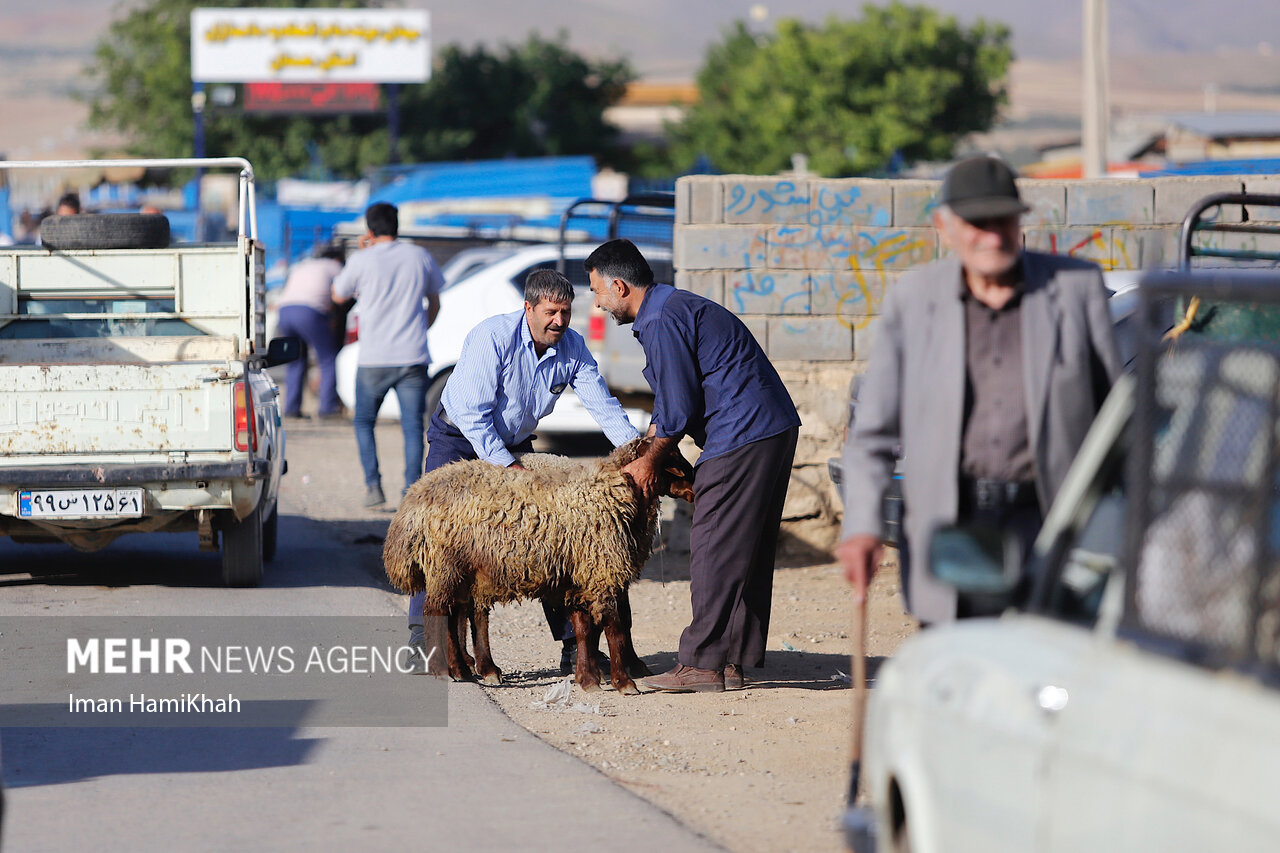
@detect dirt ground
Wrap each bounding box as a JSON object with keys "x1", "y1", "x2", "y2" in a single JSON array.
[
  {"x1": 471, "y1": 526, "x2": 917, "y2": 853},
  {"x1": 287, "y1": 413, "x2": 917, "y2": 853}
]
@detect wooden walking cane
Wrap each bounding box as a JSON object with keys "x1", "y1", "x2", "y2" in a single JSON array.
[{"x1": 847, "y1": 586, "x2": 868, "y2": 805}]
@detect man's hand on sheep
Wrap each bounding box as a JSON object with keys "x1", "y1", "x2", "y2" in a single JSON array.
[
  {"x1": 622, "y1": 454, "x2": 659, "y2": 500},
  {"x1": 622, "y1": 435, "x2": 681, "y2": 501},
  {"x1": 508, "y1": 461, "x2": 525, "y2": 470}
]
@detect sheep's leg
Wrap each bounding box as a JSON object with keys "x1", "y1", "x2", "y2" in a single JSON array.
[
  {"x1": 617, "y1": 588, "x2": 652, "y2": 678},
  {"x1": 601, "y1": 608, "x2": 639, "y2": 695},
  {"x1": 568, "y1": 609, "x2": 602, "y2": 692},
  {"x1": 445, "y1": 607, "x2": 476, "y2": 682},
  {"x1": 420, "y1": 606, "x2": 451, "y2": 678},
  {"x1": 471, "y1": 604, "x2": 504, "y2": 686},
  {"x1": 457, "y1": 603, "x2": 475, "y2": 671}
]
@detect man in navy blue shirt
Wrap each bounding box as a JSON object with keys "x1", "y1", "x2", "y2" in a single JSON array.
[
  {"x1": 406, "y1": 269, "x2": 641, "y2": 675},
  {"x1": 586, "y1": 239, "x2": 801, "y2": 693}
]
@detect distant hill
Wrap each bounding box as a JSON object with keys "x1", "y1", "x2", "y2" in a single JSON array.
[
  {"x1": 1, "y1": 0, "x2": 1277, "y2": 160},
  {"x1": 5, "y1": 0, "x2": 1280, "y2": 77}
]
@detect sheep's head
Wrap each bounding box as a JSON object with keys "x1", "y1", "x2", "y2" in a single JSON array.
[{"x1": 611, "y1": 436, "x2": 696, "y2": 503}]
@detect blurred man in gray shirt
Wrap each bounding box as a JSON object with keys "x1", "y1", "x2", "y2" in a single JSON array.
[{"x1": 333, "y1": 202, "x2": 443, "y2": 508}]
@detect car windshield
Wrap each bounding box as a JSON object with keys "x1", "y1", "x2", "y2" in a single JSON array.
[{"x1": 442, "y1": 249, "x2": 518, "y2": 289}]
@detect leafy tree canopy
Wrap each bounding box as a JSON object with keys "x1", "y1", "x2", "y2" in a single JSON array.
[
  {"x1": 83, "y1": 0, "x2": 634, "y2": 182},
  {"x1": 666, "y1": 2, "x2": 1013, "y2": 177}
]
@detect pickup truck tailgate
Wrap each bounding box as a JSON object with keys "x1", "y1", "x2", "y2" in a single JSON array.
[{"x1": 0, "y1": 363, "x2": 234, "y2": 454}]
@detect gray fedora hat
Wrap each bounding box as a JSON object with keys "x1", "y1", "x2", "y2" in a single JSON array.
[{"x1": 940, "y1": 156, "x2": 1031, "y2": 221}]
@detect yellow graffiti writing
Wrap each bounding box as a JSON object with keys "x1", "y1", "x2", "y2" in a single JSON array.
[
  {"x1": 269, "y1": 52, "x2": 358, "y2": 73},
  {"x1": 835, "y1": 275, "x2": 877, "y2": 332},
  {"x1": 829, "y1": 232, "x2": 934, "y2": 331},
  {"x1": 204, "y1": 22, "x2": 422, "y2": 44}
]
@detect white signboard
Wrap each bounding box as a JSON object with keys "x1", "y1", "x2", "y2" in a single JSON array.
[{"x1": 191, "y1": 8, "x2": 430, "y2": 83}]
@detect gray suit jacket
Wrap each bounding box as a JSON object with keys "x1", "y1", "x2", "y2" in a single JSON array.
[{"x1": 841, "y1": 251, "x2": 1121, "y2": 623}]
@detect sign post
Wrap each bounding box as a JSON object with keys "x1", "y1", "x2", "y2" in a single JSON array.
[{"x1": 189, "y1": 7, "x2": 431, "y2": 206}]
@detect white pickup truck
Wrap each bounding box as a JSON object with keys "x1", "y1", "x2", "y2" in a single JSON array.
[{"x1": 0, "y1": 158, "x2": 297, "y2": 586}]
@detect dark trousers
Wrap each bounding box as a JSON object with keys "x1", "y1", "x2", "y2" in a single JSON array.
[
  {"x1": 679, "y1": 427, "x2": 799, "y2": 670},
  {"x1": 953, "y1": 501, "x2": 1043, "y2": 619},
  {"x1": 276, "y1": 304, "x2": 340, "y2": 416},
  {"x1": 407, "y1": 409, "x2": 572, "y2": 640}
]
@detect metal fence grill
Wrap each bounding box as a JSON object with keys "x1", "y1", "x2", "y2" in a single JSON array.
[
  {"x1": 1131, "y1": 313, "x2": 1280, "y2": 669},
  {"x1": 558, "y1": 196, "x2": 674, "y2": 284}
]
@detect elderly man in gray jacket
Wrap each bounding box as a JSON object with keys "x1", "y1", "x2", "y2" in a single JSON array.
[{"x1": 839, "y1": 156, "x2": 1122, "y2": 624}]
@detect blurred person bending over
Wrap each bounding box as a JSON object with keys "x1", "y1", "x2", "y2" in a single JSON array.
[
  {"x1": 838, "y1": 156, "x2": 1121, "y2": 624},
  {"x1": 276, "y1": 245, "x2": 346, "y2": 420},
  {"x1": 333, "y1": 202, "x2": 443, "y2": 508}
]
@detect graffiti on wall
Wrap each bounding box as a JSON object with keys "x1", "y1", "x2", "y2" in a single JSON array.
[
  {"x1": 707, "y1": 178, "x2": 1235, "y2": 343},
  {"x1": 720, "y1": 178, "x2": 936, "y2": 333}
]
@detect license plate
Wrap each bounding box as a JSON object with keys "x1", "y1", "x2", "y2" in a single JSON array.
[{"x1": 19, "y1": 488, "x2": 145, "y2": 519}]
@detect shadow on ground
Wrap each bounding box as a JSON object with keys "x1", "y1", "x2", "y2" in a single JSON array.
[
  {"x1": 475, "y1": 649, "x2": 885, "y2": 694},
  {"x1": 634, "y1": 649, "x2": 885, "y2": 692},
  {"x1": 0, "y1": 515, "x2": 399, "y2": 592},
  {"x1": 0, "y1": 726, "x2": 322, "y2": 788}
]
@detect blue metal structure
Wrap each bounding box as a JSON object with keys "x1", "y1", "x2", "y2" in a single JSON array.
[
  {"x1": 369, "y1": 156, "x2": 595, "y2": 206},
  {"x1": 1141, "y1": 158, "x2": 1280, "y2": 177}
]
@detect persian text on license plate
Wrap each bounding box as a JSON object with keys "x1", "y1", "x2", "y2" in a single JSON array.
[{"x1": 19, "y1": 488, "x2": 144, "y2": 519}]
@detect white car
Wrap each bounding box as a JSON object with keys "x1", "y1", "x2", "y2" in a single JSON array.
[
  {"x1": 847, "y1": 270, "x2": 1280, "y2": 853},
  {"x1": 334, "y1": 242, "x2": 662, "y2": 436}
]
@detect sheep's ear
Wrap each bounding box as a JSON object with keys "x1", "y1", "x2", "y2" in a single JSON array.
[
  {"x1": 668, "y1": 482, "x2": 695, "y2": 504},
  {"x1": 664, "y1": 465, "x2": 695, "y2": 504}
]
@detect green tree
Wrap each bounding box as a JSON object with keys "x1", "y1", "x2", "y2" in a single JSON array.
[
  {"x1": 666, "y1": 3, "x2": 1013, "y2": 177},
  {"x1": 82, "y1": 0, "x2": 633, "y2": 181},
  {"x1": 398, "y1": 35, "x2": 633, "y2": 162}
]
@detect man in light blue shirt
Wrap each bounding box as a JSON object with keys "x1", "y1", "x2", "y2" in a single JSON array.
[{"x1": 406, "y1": 269, "x2": 641, "y2": 674}]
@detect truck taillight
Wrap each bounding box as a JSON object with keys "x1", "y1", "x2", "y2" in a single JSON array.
[
  {"x1": 588, "y1": 313, "x2": 605, "y2": 344},
  {"x1": 345, "y1": 316, "x2": 358, "y2": 346},
  {"x1": 233, "y1": 380, "x2": 257, "y2": 452}
]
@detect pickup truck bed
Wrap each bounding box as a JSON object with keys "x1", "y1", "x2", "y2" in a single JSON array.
[{"x1": 0, "y1": 158, "x2": 294, "y2": 586}]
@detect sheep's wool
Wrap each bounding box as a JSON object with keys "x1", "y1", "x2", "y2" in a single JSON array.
[{"x1": 382, "y1": 438, "x2": 659, "y2": 622}]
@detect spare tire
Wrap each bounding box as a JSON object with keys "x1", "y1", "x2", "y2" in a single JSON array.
[{"x1": 41, "y1": 213, "x2": 171, "y2": 250}]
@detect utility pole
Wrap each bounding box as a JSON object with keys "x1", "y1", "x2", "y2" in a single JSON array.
[
  {"x1": 192, "y1": 82, "x2": 206, "y2": 241},
  {"x1": 1082, "y1": 0, "x2": 1110, "y2": 178},
  {"x1": 386, "y1": 83, "x2": 403, "y2": 166}
]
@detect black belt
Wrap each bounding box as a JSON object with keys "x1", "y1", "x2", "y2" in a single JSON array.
[{"x1": 960, "y1": 477, "x2": 1038, "y2": 512}]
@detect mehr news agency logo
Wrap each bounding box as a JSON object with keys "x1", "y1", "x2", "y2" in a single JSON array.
[{"x1": 64, "y1": 636, "x2": 435, "y2": 715}]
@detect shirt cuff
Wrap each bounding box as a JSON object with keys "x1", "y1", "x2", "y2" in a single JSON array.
[{"x1": 483, "y1": 448, "x2": 517, "y2": 467}]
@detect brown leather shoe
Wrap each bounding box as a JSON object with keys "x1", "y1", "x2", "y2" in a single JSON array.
[
  {"x1": 640, "y1": 664, "x2": 724, "y2": 693},
  {"x1": 723, "y1": 664, "x2": 745, "y2": 690}
]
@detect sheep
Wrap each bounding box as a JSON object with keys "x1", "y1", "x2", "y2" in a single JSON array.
[{"x1": 383, "y1": 436, "x2": 695, "y2": 694}]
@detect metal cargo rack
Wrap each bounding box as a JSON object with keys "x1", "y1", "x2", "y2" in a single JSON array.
[
  {"x1": 1127, "y1": 270, "x2": 1280, "y2": 683},
  {"x1": 1180, "y1": 192, "x2": 1280, "y2": 269},
  {"x1": 555, "y1": 193, "x2": 675, "y2": 282}
]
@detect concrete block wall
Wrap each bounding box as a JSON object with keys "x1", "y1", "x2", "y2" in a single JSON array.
[{"x1": 675, "y1": 172, "x2": 1280, "y2": 553}]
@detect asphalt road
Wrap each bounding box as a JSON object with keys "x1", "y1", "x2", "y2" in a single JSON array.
[{"x1": 0, "y1": 420, "x2": 719, "y2": 853}]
